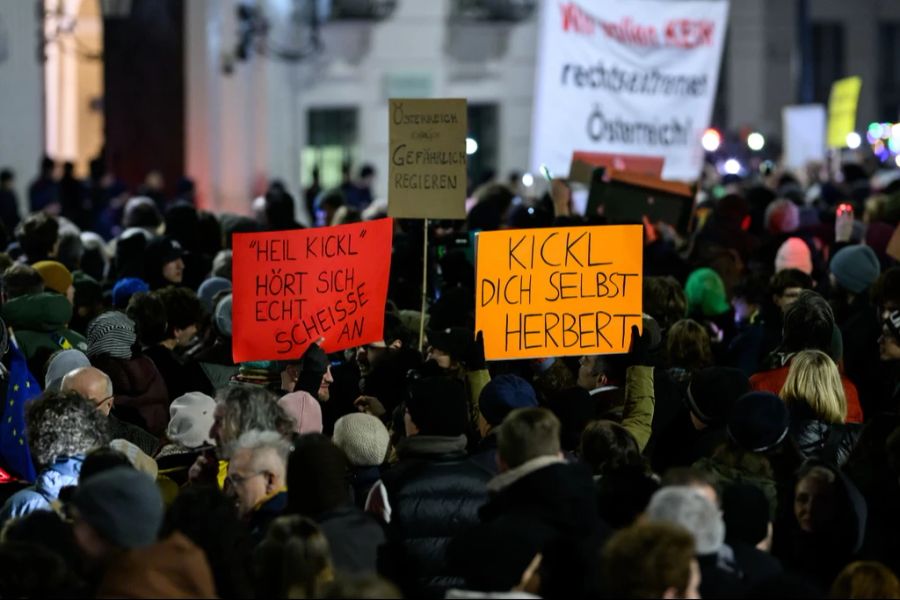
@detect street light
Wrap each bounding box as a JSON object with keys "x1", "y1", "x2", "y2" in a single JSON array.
[
  {"x1": 747, "y1": 132, "x2": 765, "y2": 151},
  {"x1": 701, "y1": 128, "x2": 721, "y2": 152},
  {"x1": 466, "y1": 137, "x2": 479, "y2": 155},
  {"x1": 846, "y1": 132, "x2": 861, "y2": 149}
]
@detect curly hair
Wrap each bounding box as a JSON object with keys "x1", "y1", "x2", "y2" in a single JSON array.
[
  {"x1": 26, "y1": 391, "x2": 108, "y2": 469},
  {"x1": 126, "y1": 291, "x2": 167, "y2": 346},
  {"x1": 216, "y1": 384, "x2": 293, "y2": 453}
]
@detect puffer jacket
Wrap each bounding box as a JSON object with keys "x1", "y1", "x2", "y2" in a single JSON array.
[
  {"x1": 0, "y1": 456, "x2": 83, "y2": 523},
  {"x1": 378, "y1": 434, "x2": 491, "y2": 599},
  {"x1": 791, "y1": 418, "x2": 861, "y2": 467},
  {"x1": 2, "y1": 293, "x2": 87, "y2": 378}
]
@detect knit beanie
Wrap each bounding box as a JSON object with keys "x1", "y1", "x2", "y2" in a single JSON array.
[
  {"x1": 685, "y1": 268, "x2": 729, "y2": 317},
  {"x1": 685, "y1": 367, "x2": 750, "y2": 426},
  {"x1": 478, "y1": 374, "x2": 538, "y2": 427},
  {"x1": 71, "y1": 467, "x2": 164, "y2": 549},
  {"x1": 32, "y1": 261, "x2": 73, "y2": 295},
  {"x1": 112, "y1": 278, "x2": 149, "y2": 310},
  {"x1": 775, "y1": 237, "x2": 813, "y2": 275},
  {"x1": 406, "y1": 376, "x2": 469, "y2": 437},
  {"x1": 294, "y1": 343, "x2": 329, "y2": 397},
  {"x1": 44, "y1": 349, "x2": 90, "y2": 392},
  {"x1": 215, "y1": 294, "x2": 232, "y2": 337},
  {"x1": 727, "y1": 392, "x2": 790, "y2": 453},
  {"x1": 197, "y1": 277, "x2": 232, "y2": 314},
  {"x1": 278, "y1": 391, "x2": 323, "y2": 435},
  {"x1": 73, "y1": 272, "x2": 103, "y2": 307},
  {"x1": 286, "y1": 434, "x2": 351, "y2": 516},
  {"x1": 333, "y1": 413, "x2": 390, "y2": 467},
  {"x1": 830, "y1": 244, "x2": 881, "y2": 294},
  {"x1": 167, "y1": 392, "x2": 217, "y2": 449},
  {"x1": 86, "y1": 311, "x2": 137, "y2": 359},
  {"x1": 764, "y1": 199, "x2": 800, "y2": 234}
]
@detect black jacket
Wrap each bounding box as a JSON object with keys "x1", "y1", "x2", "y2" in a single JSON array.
[
  {"x1": 317, "y1": 504, "x2": 385, "y2": 575},
  {"x1": 450, "y1": 458, "x2": 609, "y2": 598},
  {"x1": 379, "y1": 435, "x2": 491, "y2": 599},
  {"x1": 790, "y1": 404, "x2": 861, "y2": 466}
]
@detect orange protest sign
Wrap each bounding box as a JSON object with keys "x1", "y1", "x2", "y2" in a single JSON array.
[
  {"x1": 232, "y1": 219, "x2": 394, "y2": 362},
  {"x1": 475, "y1": 224, "x2": 643, "y2": 360}
]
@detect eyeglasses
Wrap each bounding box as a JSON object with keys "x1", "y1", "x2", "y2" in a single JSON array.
[
  {"x1": 226, "y1": 471, "x2": 267, "y2": 487},
  {"x1": 95, "y1": 395, "x2": 114, "y2": 409}
]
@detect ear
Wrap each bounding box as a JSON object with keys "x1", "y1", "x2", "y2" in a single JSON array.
[{"x1": 596, "y1": 373, "x2": 608, "y2": 388}]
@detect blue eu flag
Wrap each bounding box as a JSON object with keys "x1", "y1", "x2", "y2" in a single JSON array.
[{"x1": 0, "y1": 340, "x2": 40, "y2": 482}]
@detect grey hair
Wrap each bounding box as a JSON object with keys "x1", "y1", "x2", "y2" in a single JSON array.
[
  {"x1": 234, "y1": 429, "x2": 292, "y2": 472},
  {"x1": 26, "y1": 391, "x2": 109, "y2": 469},
  {"x1": 217, "y1": 383, "x2": 293, "y2": 455},
  {"x1": 645, "y1": 486, "x2": 725, "y2": 555}
]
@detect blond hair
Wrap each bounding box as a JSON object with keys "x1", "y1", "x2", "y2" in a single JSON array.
[{"x1": 780, "y1": 350, "x2": 846, "y2": 423}]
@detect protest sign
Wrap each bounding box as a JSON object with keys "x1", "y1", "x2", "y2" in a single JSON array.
[
  {"x1": 587, "y1": 169, "x2": 694, "y2": 232},
  {"x1": 388, "y1": 98, "x2": 467, "y2": 219},
  {"x1": 827, "y1": 76, "x2": 862, "y2": 149},
  {"x1": 475, "y1": 224, "x2": 643, "y2": 360},
  {"x1": 782, "y1": 105, "x2": 826, "y2": 170},
  {"x1": 232, "y1": 219, "x2": 393, "y2": 362},
  {"x1": 531, "y1": 0, "x2": 729, "y2": 182},
  {"x1": 568, "y1": 150, "x2": 665, "y2": 185}
]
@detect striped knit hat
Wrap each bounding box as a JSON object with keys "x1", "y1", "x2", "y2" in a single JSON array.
[{"x1": 86, "y1": 311, "x2": 137, "y2": 359}]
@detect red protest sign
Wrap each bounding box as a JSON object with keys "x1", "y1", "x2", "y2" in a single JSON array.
[{"x1": 232, "y1": 218, "x2": 394, "y2": 362}]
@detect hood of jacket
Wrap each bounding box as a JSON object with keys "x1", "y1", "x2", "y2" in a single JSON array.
[
  {"x1": 2, "y1": 293, "x2": 73, "y2": 332},
  {"x1": 36, "y1": 455, "x2": 84, "y2": 500}
]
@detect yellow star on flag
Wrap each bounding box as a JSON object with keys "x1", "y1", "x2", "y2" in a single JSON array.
[{"x1": 13, "y1": 384, "x2": 19, "y2": 392}]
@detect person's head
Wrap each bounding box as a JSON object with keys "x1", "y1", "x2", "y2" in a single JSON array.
[
  {"x1": 1, "y1": 510, "x2": 83, "y2": 583},
  {"x1": 3, "y1": 264, "x2": 44, "y2": 299},
  {"x1": 0, "y1": 168, "x2": 13, "y2": 188},
  {"x1": 113, "y1": 277, "x2": 150, "y2": 310},
  {"x1": 425, "y1": 326, "x2": 472, "y2": 370},
  {"x1": 646, "y1": 485, "x2": 725, "y2": 556},
  {"x1": 780, "y1": 350, "x2": 847, "y2": 424},
  {"x1": 685, "y1": 268, "x2": 729, "y2": 318},
  {"x1": 765, "y1": 198, "x2": 800, "y2": 234},
  {"x1": 404, "y1": 376, "x2": 469, "y2": 438},
  {"x1": 163, "y1": 202, "x2": 199, "y2": 251},
  {"x1": 254, "y1": 515, "x2": 334, "y2": 599},
  {"x1": 215, "y1": 293, "x2": 233, "y2": 338},
  {"x1": 78, "y1": 447, "x2": 133, "y2": 483},
  {"x1": 156, "y1": 287, "x2": 202, "y2": 347},
  {"x1": 781, "y1": 290, "x2": 834, "y2": 354},
  {"x1": 831, "y1": 561, "x2": 900, "y2": 599},
  {"x1": 358, "y1": 164, "x2": 375, "y2": 187},
  {"x1": 666, "y1": 319, "x2": 713, "y2": 371},
  {"x1": 71, "y1": 272, "x2": 104, "y2": 332},
  {"x1": 731, "y1": 273, "x2": 768, "y2": 324},
  {"x1": 122, "y1": 196, "x2": 162, "y2": 230},
  {"x1": 794, "y1": 463, "x2": 839, "y2": 534},
  {"x1": 721, "y1": 483, "x2": 773, "y2": 551},
  {"x1": 167, "y1": 392, "x2": 217, "y2": 450},
  {"x1": 70, "y1": 467, "x2": 163, "y2": 563},
  {"x1": 16, "y1": 212, "x2": 59, "y2": 262},
  {"x1": 197, "y1": 277, "x2": 232, "y2": 314},
  {"x1": 60, "y1": 367, "x2": 114, "y2": 416},
  {"x1": 355, "y1": 313, "x2": 409, "y2": 377},
  {"x1": 143, "y1": 236, "x2": 185, "y2": 288},
  {"x1": 577, "y1": 354, "x2": 620, "y2": 391},
  {"x1": 263, "y1": 189, "x2": 298, "y2": 229},
  {"x1": 212, "y1": 384, "x2": 293, "y2": 457},
  {"x1": 287, "y1": 434, "x2": 351, "y2": 517},
  {"x1": 26, "y1": 390, "x2": 107, "y2": 470},
  {"x1": 727, "y1": 391, "x2": 791, "y2": 453},
  {"x1": 579, "y1": 420, "x2": 643, "y2": 476},
  {"x1": 293, "y1": 343, "x2": 333, "y2": 402},
  {"x1": 31, "y1": 260, "x2": 73, "y2": 304},
  {"x1": 771, "y1": 268, "x2": 815, "y2": 314},
  {"x1": 212, "y1": 249, "x2": 232, "y2": 280},
  {"x1": 601, "y1": 522, "x2": 700, "y2": 599},
  {"x1": 43, "y1": 349, "x2": 90, "y2": 392},
  {"x1": 332, "y1": 413, "x2": 390, "y2": 468},
  {"x1": 643, "y1": 276, "x2": 688, "y2": 333},
  {"x1": 55, "y1": 230, "x2": 84, "y2": 273},
  {"x1": 125, "y1": 291, "x2": 167, "y2": 347},
  {"x1": 227, "y1": 430, "x2": 290, "y2": 517},
  {"x1": 39, "y1": 155, "x2": 55, "y2": 177},
  {"x1": 496, "y1": 407, "x2": 561, "y2": 472},
  {"x1": 660, "y1": 468, "x2": 720, "y2": 508},
  {"x1": 277, "y1": 391, "x2": 323, "y2": 435},
  {"x1": 830, "y1": 244, "x2": 881, "y2": 296},
  {"x1": 775, "y1": 237, "x2": 813, "y2": 275},
  {"x1": 477, "y1": 374, "x2": 538, "y2": 437},
  {"x1": 880, "y1": 310, "x2": 900, "y2": 362},
  {"x1": 85, "y1": 311, "x2": 137, "y2": 360}
]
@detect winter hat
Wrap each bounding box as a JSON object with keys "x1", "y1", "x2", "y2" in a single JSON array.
[
  {"x1": 197, "y1": 277, "x2": 232, "y2": 314},
  {"x1": 71, "y1": 467, "x2": 164, "y2": 549},
  {"x1": 722, "y1": 483, "x2": 770, "y2": 547},
  {"x1": 294, "y1": 343, "x2": 329, "y2": 398},
  {"x1": 478, "y1": 374, "x2": 538, "y2": 427},
  {"x1": 109, "y1": 439, "x2": 159, "y2": 479},
  {"x1": 215, "y1": 293, "x2": 232, "y2": 337},
  {"x1": 764, "y1": 199, "x2": 800, "y2": 234},
  {"x1": 775, "y1": 237, "x2": 813, "y2": 275},
  {"x1": 830, "y1": 244, "x2": 881, "y2": 294},
  {"x1": 32, "y1": 261, "x2": 73, "y2": 295},
  {"x1": 426, "y1": 327, "x2": 473, "y2": 360},
  {"x1": 406, "y1": 376, "x2": 469, "y2": 437},
  {"x1": 727, "y1": 392, "x2": 790, "y2": 453},
  {"x1": 167, "y1": 392, "x2": 217, "y2": 449},
  {"x1": 112, "y1": 277, "x2": 149, "y2": 309},
  {"x1": 73, "y1": 272, "x2": 103, "y2": 307},
  {"x1": 685, "y1": 268, "x2": 730, "y2": 317},
  {"x1": 286, "y1": 434, "x2": 351, "y2": 516},
  {"x1": 332, "y1": 413, "x2": 390, "y2": 467},
  {"x1": 646, "y1": 486, "x2": 725, "y2": 555},
  {"x1": 278, "y1": 391, "x2": 323, "y2": 435},
  {"x1": 685, "y1": 367, "x2": 750, "y2": 426},
  {"x1": 86, "y1": 311, "x2": 137, "y2": 359},
  {"x1": 44, "y1": 349, "x2": 90, "y2": 392}
]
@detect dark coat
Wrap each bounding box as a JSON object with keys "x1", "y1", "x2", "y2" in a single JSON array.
[
  {"x1": 317, "y1": 504, "x2": 385, "y2": 574},
  {"x1": 144, "y1": 344, "x2": 214, "y2": 399},
  {"x1": 378, "y1": 435, "x2": 491, "y2": 599},
  {"x1": 107, "y1": 413, "x2": 159, "y2": 456},
  {"x1": 450, "y1": 459, "x2": 609, "y2": 598},
  {"x1": 349, "y1": 465, "x2": 382, "y2": 509},
  {"x1": 92, "y1": 353, "x2": 170, "y2": 436},
  {"x1": 789, "y1": 404, "x2": 861, "y2": 467},
  {"x1": 247, "y1": 491, "x2": 288, "y2": 546}
]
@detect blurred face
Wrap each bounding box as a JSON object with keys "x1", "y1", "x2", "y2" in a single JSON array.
[
  {"x1": 356, "y1": 343, "x2": 388, "y2": 377},
  {"x1": 66, "y1": 285, "x2": 75, "y2": 305},
  {"x1": 174, "y1": 324, "x2": 198, "y2": 347},
  {"x1": 880, "y1": 325, "x2": 900, "y2": 361},
  {"x1": 774, "y1": 287, "x2": 804, "y2": 314},
  {"x1": 732, "y1": 297, "x2": 755, "y2": 323},
  {"x1": 227, "y1": 448, "x2": 269, "y2": 517},
  {"x1": 318, "y1": 366, "x2": 333, "y2": 402},
  {"x1": 427, "y1": 346, "x2": 452, "y2": 369},
  {"x1": 794, "y1": 474, "x2": 837, "y2": 533},
  {"x1": 577, "y1": 355, "x2": 602, "y2": 390},
  {"x1": 162, "y1": 258, "x2": 184, "y2": 284}
]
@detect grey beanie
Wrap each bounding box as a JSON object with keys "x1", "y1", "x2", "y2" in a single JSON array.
[
  {"x1": 71, "y1": 467, "x2": 163, "y2": 549},
  {"x1": 332, "y1": 413, "x2": 390, "y2": 467},
  {"x1": 830, "y1": 245, "x2": 881, "y2": 294},
  {"x1": 198, "y1": 277, "x2": 232, "y2": 314},
  {"x1": 646, "y1": 486, "x2": 725, "y2": 555},
  {"x1": 215, "y1": 294, "x2": 232, "y2": 338},
  {"x1": 86, "y1": 311, "x2": 137, "y2": 359},
  {"x1": 44, "y1": 349, "x2": 91, "y2": 392}
]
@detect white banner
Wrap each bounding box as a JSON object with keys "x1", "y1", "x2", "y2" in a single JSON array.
[
  {"x1": 782, "y1": 105, "x2": 826, "y2": 171},
  {"x1": 530, "y1": 0, "x2": 729, "y2": 182}
]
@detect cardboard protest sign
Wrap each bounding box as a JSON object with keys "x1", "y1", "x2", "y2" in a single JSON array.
[
  {"x1": 827, "y1": 76, "x2": 862, "y2": 149},
  {"x1": 782, "y1": 105, "x2": 826, "y2": 170},
  {"x1": 388, "y1": 98, "x2": 467, "y2": 219},
  {"x1": 568, "y1": 151, "x2": 664, "y2": 185},
  {"x1": 232, "y1": 219, "x2": 393, "y2": 362},
  {"x1": 531, "y1": 0, "x2": 729, "y2": 182},
  {"x1": 586, "y1": 169, "x2": 694, "y2": 232},
  {"x1": 475, "y1": 224, "x2": 643, "y2": 360}
]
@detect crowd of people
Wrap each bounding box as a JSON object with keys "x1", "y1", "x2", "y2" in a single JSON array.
[{"x1": 0, "y1": 155, "x2": 899, "y2": 599}]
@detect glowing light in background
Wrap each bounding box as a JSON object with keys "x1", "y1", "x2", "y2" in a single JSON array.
[
  {"x1": 724, "y1": 158, "x2": 741, "y2": 175},
  {"x1": 846, "y1": 132, "x2": 861, "y2": 149},
  {"x1": 465, "y1": 137, "x2": 478, "y2": 155},
  {"x1": 747, "y1": 132, "x2": 765, "y2": 151},
  {"x1": 521, "y1": 173, "x2": 534, "y2": 187},
  {"x1": 702, "y1": 128, "x2": 722, "y2": 152}
]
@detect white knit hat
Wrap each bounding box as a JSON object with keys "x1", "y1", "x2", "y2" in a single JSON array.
[
  {"x1": 775, "y1": 237, "x2": 813, "y2": 275},
  {"x1": 332, "y1": 413, "x2": 390, "y2": 467},
  {"x1": 166, "y1": 392, "x2": 216, "y2": 449}
]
